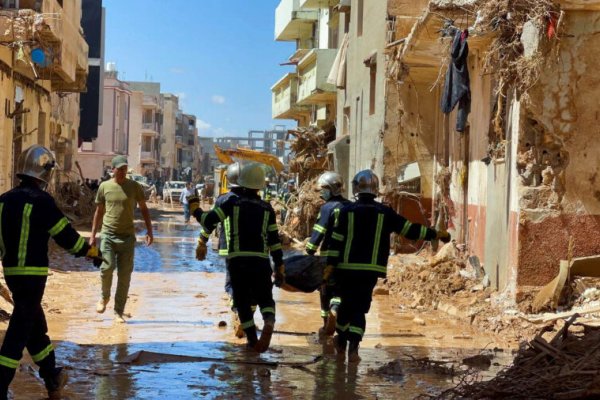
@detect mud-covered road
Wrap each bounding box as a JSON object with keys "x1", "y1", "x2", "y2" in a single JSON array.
[{"x1": 3, "y1": 208, "x2": 515, "y2": 399}]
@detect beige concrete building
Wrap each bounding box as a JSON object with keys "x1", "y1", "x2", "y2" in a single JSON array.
[
  {"x1": 272, "y1": 0, "x2": 339, "y2": 129},
  {"x1": 78, "y1": 69, "x2": 131, "y2": 180},
  {"x1": 127, "y1": 81, "x2": 161, "y2": 179},
  {"x1": 160, "y1": 93, "x2": 179, "y2": 180},
  {"x1": 0, "y1": 0, "x2": 88, "y2": 192}
]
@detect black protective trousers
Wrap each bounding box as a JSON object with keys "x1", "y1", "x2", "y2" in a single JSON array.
[
  {"x1": 228, "y1": 257, "x2": 275, "y2": 336},
  {"x1": 335, "y1": 270, "x2": 379, "y2": 343},
  {"x1": 0, "y1": 276, "x2": 58, "y2": 395}
]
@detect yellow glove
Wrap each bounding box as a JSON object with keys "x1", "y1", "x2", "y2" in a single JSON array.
[
  {"x1": 195, "y1": 239, "x2": 207, "y2": 261},
  {"x1": 188, "y1": 195, "x2": 200, "y2": 216},
  {"x1": 323, "y1": 265, "x2": 334, "y2": 282},
  {"x1": 87, "y1": 246, "x2": 99, "y2": 258},
  {"x1": 274, "y1": 264, "x2": 285, "y2": 286},
  {"x1": 86, "y1": 245, "x2": 106, "y2": 268},
  {"x1": 436, "y1": 230, "x2": 451, "y2": 243}
]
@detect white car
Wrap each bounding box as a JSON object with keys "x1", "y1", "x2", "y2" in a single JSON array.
[{"x1": 162, "y1": 181, "x2": 187, "y2": 202}]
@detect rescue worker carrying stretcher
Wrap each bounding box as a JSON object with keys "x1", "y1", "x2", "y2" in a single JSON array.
[
  {"x1": 0, "y1": 145, "x2": 103, "y2": 399},
  {"x1": 214, "y1": 163, "x2": 256, "y2": 338},
  {"x1": 191, "y1": 163, "x2": 284, "y2": 352},
  {"x1": 305, "y1": 171, "x2": 351, "y2": 336},
  {"x1": 327, "y1": 170, "x2": 451, "y2": 363}
]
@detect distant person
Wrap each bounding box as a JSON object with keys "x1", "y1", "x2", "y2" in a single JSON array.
[
  {"x1": 89, "y1": 155, "x2": 154, "y2": 323},
  {"x1": 0, "y1": 145, "x2": 101, "y2": 399},
  {"x1": 179, "y1": 182, "x2": 196, "y2": 223}
]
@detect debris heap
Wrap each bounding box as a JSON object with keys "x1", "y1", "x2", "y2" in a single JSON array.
[
  {"x1": 433, "y1": 315, "x2": 600, "y2": 399},
  {"x1": 50, "y1": 172, "x2": 96, "y2": 226},
  {"x1": 280, "y1": 178, "x2": 324, "y2": 242},
  {"x1": 287, "y1": 125, "x2": 334, "y2": 183}
]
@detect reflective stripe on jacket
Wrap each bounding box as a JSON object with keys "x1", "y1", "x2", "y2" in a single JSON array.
[
  {"x1": 0, "y1": 182, "x2": 90, "y2": 276},
  {"x1": 326, "y1": 196, "x2": 437, "y2": 277}
]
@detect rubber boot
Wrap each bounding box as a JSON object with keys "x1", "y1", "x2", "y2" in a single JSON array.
[
  {"x1": 348, "y1": 340, "x2": 361, "y2": 363},
  {"x1": 244, "y1": 326, "x2": 258, "y2": 350},
  {"x1": 0, "y1": 366, "x2": 16, "y2": 400},
  {"x1": 255, "y1": 316, "x2": 275, "y2": 353},
  {"x1": 333, "y1": 335, "x2": 347, "y2": 360},
  {"x1": 44, "y1": 367, "x2": 68, "y2": 400}
]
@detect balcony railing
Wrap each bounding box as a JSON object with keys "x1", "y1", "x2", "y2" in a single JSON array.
[
  {"x1": 141, "y1": 151, "x2": 158, "y2": 161},
  {"x1": 272, "y1": 73, "x2": 310, "y2": 119},
  {"x1": 297, "y1": 49, "x2": 337, "y2": 105},
  {"x1": 275, "y1": 0, "x2": 319, "y2": 41},
  {"x1": 142, "y1": 122, "x2": 159, "y2": 132}
]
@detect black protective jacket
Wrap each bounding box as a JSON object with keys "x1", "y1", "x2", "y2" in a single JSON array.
[
  {"x1": 327, "y1": 196, "x2": 437, "y2": 277},
  {"x1": 0, "y1": 182, "x2": 89, "y2": 276},
  {"x1": 213, "y1": 187, "x2": 244, "y2": 256},
  {"x1": 194, "y1": 192, "x2": 283, "y2": 266},
  {"x1": 306, "y1": 195, "x2": 351, "y2": 257}
]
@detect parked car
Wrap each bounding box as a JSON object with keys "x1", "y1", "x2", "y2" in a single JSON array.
[{"x1": 162, "y1": 181, "x2": 187, "y2": 203}]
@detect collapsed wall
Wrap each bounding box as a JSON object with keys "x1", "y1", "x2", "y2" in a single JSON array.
[{"x1": 515, "y1": 11, "x2": 600, "y2": 286}]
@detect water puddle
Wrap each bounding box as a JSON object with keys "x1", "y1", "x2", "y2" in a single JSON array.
[{"x1": 12, "y1": 217, "x2": 515, "y2": 399}]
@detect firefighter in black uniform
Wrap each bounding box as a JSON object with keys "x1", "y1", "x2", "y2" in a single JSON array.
[
  {"x1": 211, "y1": 163, "x2": 255, "y2": 338},
  {"x1": 327, "y1": 170, "x2": 451, "y2": 363},
  {"x1": 192, "y1": 163, "x2": 284, "y2": 352},
  {"x1": 305, "y1": 171, "x2": 351, "y2": 336},
  {"x1": 0, "y1": 145, "x2": 101, "y2": 399}
]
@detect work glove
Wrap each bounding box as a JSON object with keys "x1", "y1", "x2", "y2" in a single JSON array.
[
  {"x1": 195, "y1": 239, "x2": 207, "y2": 261},
  {"x1": 305, "y1": 248, "x2": 316, "y2": 256},
  {"x1": 187, "y1": 195, "x2": 200, "y2": 216},
  {"x1": 436, "y1": 230, "x2": 451, "y2": 243},
  {"x1": 86, "y1": 245, "x2": 106, "y2": 268},
  {"x1": 274, "y1": 264, "x2": 285, "y2": 287}
]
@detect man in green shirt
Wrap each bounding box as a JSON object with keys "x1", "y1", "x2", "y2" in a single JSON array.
[{"x1": 89, "y1": 155, "x2": 154, "y2": 323}]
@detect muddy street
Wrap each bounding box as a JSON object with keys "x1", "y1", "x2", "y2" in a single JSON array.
[{"x1": 0, "y1": 208, "x2": 515, "y2": 399}]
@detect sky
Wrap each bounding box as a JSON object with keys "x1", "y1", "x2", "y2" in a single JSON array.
[{"x1": 103, "y1": 0, "x2": 296, "y2": 138}]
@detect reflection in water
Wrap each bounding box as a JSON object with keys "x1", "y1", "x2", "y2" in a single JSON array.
[{"x1": 29, "y1": 219, "x2": 515, "y2": 399}]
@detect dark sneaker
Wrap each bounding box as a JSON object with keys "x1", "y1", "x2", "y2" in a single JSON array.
[
  {"x1": 45, "y1": 368, "x2": 68, "y2": 400},
  {"x1": 348, "y1": 341, "x2": 361, "y2": 363},
  {"x1": 255, "y1": 319, "x2": 275, "y2": 353}
]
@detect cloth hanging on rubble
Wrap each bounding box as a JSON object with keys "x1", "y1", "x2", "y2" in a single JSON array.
[
  {"x1": 441, "y1": 29, "x2": 471, "y2": 133},
  {"x1": 327, "y1": 33, "x2": 349, "y2": 89}
]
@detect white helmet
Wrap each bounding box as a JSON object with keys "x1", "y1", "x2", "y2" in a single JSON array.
[
  {"x1": 351, "y1": 170, "x2": 379, "y2": 196},
  {"x1": 16, "y1": 145, "x2": 56, "y2": 184},
  {"x1": 238, "y1": 163, "x2": 266, "y2": 190}
]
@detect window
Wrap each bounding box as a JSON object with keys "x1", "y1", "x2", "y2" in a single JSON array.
[
  {"x1": 142, "y1": 137, "x2": 152, "y2": 152},
  {"x1": 369, "y1": 64, "x2": 377, "y2": 115},
  {"x1": 357, "y1": 0, "x2": 364, "y2": 37}
]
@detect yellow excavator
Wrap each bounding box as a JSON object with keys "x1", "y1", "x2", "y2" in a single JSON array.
[{"x1": 214, "y1": 145, "x2": 284, "y2": 196}]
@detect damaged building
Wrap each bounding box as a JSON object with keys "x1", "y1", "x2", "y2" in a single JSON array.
[
  {"x1": 273, "y1": 0, "x2": 600, "y2": 302},
  {"x1": 0, "y1": 0, "x2": 90, "y2": 193}
]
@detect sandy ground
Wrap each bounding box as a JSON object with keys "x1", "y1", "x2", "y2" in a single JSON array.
[{"x1": 0, "y1": 205, "x2": 517, "y2": 399}]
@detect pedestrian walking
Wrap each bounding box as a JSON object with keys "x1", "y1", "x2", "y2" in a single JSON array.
[
  {"x1": 192, "y1": 163, "x2": 284, "y2": 352},
  {"x1": 89, "y1": 155, "x2": 154, "y2": 323},
  {"x1": 305, "y1": 171, "x2": 351, "y2": 336},
  {"x1": 327, "y1": 170, "x2": 451, "y2": 362},
  {"x1": 179, "y1": 182, "x2": 196, "y2": 223},
  {"x1": 0, "y1": 145, "x2": 102, "y2": 399}
]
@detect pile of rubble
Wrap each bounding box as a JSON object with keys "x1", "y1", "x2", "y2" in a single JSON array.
[
  {"x1": 279, "y1": 178, "x2": 324, "y2": 242},
  {"x1": 433, "y1": 315, "x2": 600, "y2": 399},
  {"x1": 287, "y1": 125, "x2": 334, "y2": 183},
  {"x1": 50, "y1": 172, "x2": 97, "y2": 226}
]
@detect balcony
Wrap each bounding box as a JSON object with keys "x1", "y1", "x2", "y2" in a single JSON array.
[
  {"x1": 271, "y1": 73, "x2": 311, "y2": 120},
  {"x1": 175, "y1": 136, "x2": 183, "y2": 147},
  {"x1": 142, "y1": 122, "x2": 159, "y2": 135},
  {"x1": 297, "y1": 49, "x2": 337, "y2": 105},
  {"x1": 275, "y1": 0, "x2": 319, "y2": 41},
  {"x1": 143, "y1": 95, "x2": 159, "y2": 108},
  {"x1": 300, "y1": 0, "x2": 339, "y2": 8},
  {"x1": 1, "y1": 0, "x2": 89, "y2": 92},
  {"x1": 141, "y1": 151, "x2": 158, "y2": 162}
]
